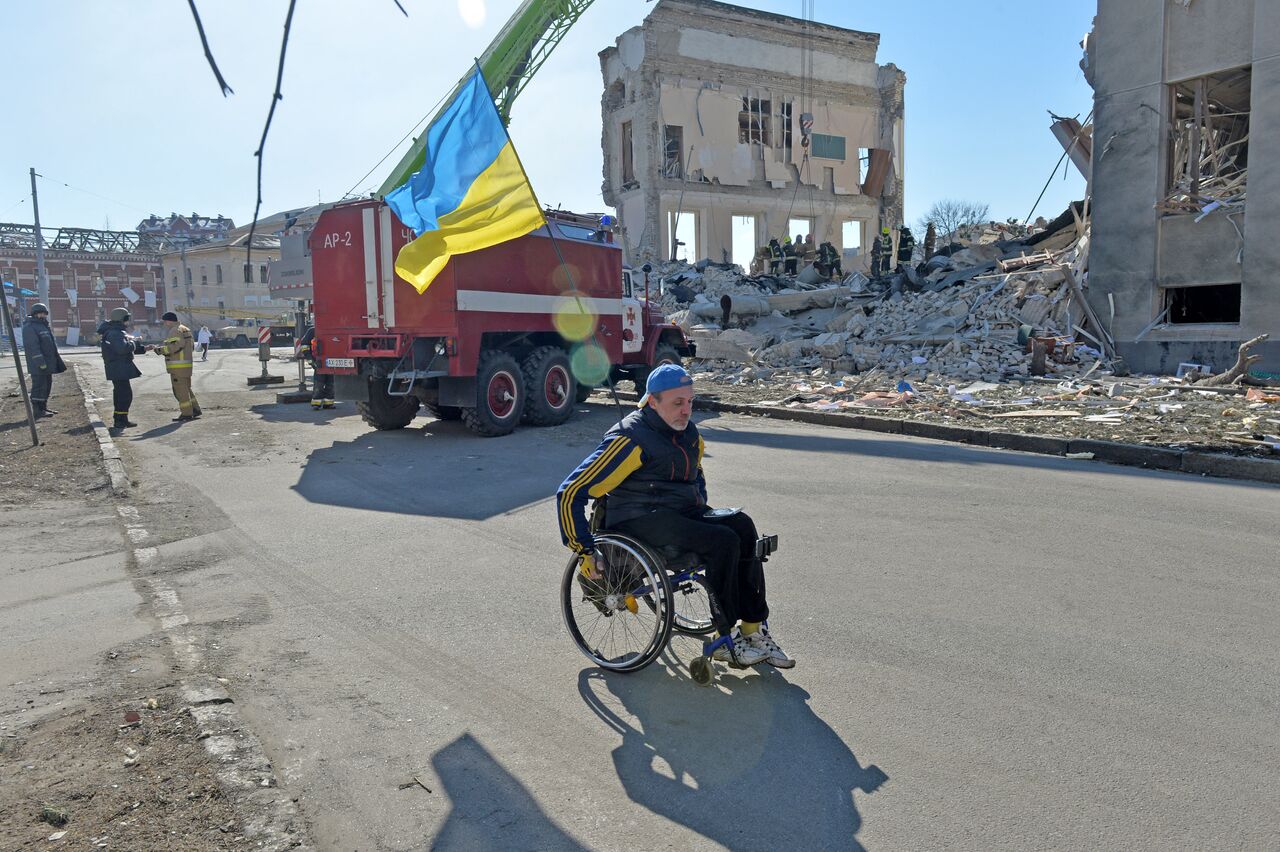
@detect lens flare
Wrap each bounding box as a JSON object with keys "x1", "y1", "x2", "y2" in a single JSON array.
[
  {"x1": 457, "y1": 0, "x2": 486, "y2": 28},
  {"x1": 553, "y1": 293, "x2": 596, "y2": 342},
  {"x1": 570, "y1": 343, "x2": 611, "y2": 386}
]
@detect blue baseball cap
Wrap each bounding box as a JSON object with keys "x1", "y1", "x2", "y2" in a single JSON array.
[{"x1": 639, "y1": 363, "x2": 693, "y2": 407}]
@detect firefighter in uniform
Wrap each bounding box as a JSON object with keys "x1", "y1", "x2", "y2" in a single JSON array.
[
  {"x1": 897, "y1": 225, "x2": 916, "y2": 269},
  {"x1": 149, "y1": 311, "x2": 202, "y2": 421},
  {"x1": 872, "y1": 226, "x2": 892, "y2": 275},
  {"x1": 97, "y1": 307, "x2": 146, "y2": 430},
  {"x1": 296, "y1": 325, "x2": 334, "y2": 409},
  {"x1": 767, "y1": 238, "x2": 784, "y2": 274}
]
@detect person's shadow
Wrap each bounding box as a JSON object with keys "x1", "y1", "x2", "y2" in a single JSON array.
[{"x1": 578, "y1": 647, "x2": 888, "y2": 850}]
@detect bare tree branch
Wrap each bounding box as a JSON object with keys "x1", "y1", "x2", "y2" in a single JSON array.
[
  {"x1": 186, "y1": 0, "x2": 234, "y2": 96},
  {"x1": 920, "y1": 199, "x2": 990, "y2": 243},
  {"x1": 392, "y1": 0, "x2": 408, "y2": 16},
  {"x1": 246, "y1": 0, "x2": 299, "y2": 268}
]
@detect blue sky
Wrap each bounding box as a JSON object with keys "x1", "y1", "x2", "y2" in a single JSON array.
[{"x1": 0, "y1": 0, "x2": 1093, "y2": 234}]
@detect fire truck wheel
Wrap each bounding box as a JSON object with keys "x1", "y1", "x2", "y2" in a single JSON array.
[
  {"x1": 356, "y1": 381, "x2": 421, "y2": 430},
  {"x1": 633, "y1": 342, "x2": 682, "y2": 391},
  {"x1": 521, "y1": 346, "x2": 576, "y2": 426},
  {"x1": 462, "y1": 350, "x2": 525, "y2": 437},
  {"x1": 574, "y1": 383, "x2": 595, "y2": 404}
]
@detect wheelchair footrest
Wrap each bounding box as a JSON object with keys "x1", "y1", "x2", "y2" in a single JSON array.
[{"x1": 754, "y1": 533, "x2": 779, "y2": 561}]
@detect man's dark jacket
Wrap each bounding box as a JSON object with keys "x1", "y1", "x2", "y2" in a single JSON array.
[
  {"x1": 21, "y1": 316, "x2": 66, "y2": 375},
  {"x1": 97, "y1": 321, "x2": 144, "y2": 381},
  {"x1": 602, "y1": 405, "x2": 707, "y2": 526}
]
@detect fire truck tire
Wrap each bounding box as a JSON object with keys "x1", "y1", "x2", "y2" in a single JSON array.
[
  {"x1": 462, "y1": 350, "x2": 525, "y2": 437},
  {"x1": 357, "y1": 382, "x2": 421, "y2": 431},
  {"x1": 574, "y1": 383, "x2": 595, "y2": 404},
  {"x1": 521, "y1": 346, "x2": 576, "y2": 426},
  {"x1": 423, "y1": 402, "x2": 463, "y2": 421},
  {"x1": 633, "y1": 343, "x2": 682, "y2": 391}
]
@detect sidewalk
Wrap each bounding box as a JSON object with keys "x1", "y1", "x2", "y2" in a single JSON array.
[{"x1": 0, "y1": 373, "x2": 258, "y2": 847}]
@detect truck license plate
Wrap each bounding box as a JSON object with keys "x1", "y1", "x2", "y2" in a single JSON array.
[{"x1": 325, "y1": 358, "x2": 355, "y2": 368}]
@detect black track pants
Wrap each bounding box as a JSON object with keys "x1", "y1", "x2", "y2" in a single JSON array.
[
  {"x1": 611, "y1": 508, "x2": 768, "y2": 636},
  {"x1": 111, "y1": 379, "x2": 133, "y2": 423}
]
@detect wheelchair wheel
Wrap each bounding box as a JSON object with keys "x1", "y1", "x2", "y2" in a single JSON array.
[
  {"x1": 668, "y1": 572, "x2": 716, "y2": 636},
  {"x1": 561, "y1": 533, "x2": 674, "y2": 672}
]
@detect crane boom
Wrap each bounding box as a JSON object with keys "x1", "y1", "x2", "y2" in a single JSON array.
[{"x1": 377, "y1": 0, "x2": 597, "y2": 197}]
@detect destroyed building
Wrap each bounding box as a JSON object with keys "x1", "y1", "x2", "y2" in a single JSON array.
[
  {"x1": 599, "y1": 0, "x2": 904, "y2": 269},
  {"x1": 1086, "y1": 0, "x2": 1279, "y2": 374}
]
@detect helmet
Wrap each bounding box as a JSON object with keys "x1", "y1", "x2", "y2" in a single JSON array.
[
  {"x1": 161, "y1": 311, "x2": 178, "y2": 322},
  {"x1": 783, "y1": 235, "x2": 791, "y2": 244},
  {"x1": 881, "y1": 227, "x2": 890, "y2": 235},
  {"x1": 30, "y1": 303, "x2": 49, "y2": 315},
  {"x1": 110, "y1": 307, "x2": 130, "y2": 322}
]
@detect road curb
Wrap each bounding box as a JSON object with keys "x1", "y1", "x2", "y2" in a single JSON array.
[
  {"x1": 592, "y1": 389, "x2": 1280, "y2": 486},
  {"x1": 73, "y1": 365, "x2": 130, "y2": 496}
]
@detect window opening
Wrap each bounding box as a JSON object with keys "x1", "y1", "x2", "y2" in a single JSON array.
[
  {"x1": 663, "y1": 126, "x2": 684, "y2": 179},
  {"x1": 738, "y1": 97, "x2": 772, "y2": 146},
  {"x1": 841, "y1": 221, "x2": 863, "y2": 255},
  {"x1": 731, "y1": 215, "x2": 757, "y2": 271},
  {"x1": 621, "y1": 121, "x2": 635, "y2": 186},
  {"x1": 1164, "y1": 283, "x2": 1240, "y2": 324},
  {"x1": 1161, "y1": 66, "x2": 1250, "y2": 214},
  {"x1": 216, "y1": 264, "x2": 223, "y2": 285},
  {"x1": 778, "y1": 103, "x2": 792, "y2": 151},
  {"x1": 788, "y1": 218, "x2": 814, "y2": 244},
  {"x1": 668, "y1": 210, "x2": 698, "y2": 262},
  {"x1": 243, "y1": 263, "x2": 253, "y2": 283}
]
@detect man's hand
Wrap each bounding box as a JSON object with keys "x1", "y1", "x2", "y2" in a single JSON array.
[{"x1": 579, "y1": 550, "x2": 602, "y2": 580}]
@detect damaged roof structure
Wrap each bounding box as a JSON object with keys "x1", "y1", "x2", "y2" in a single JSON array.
[
  {"x1": 1086, "y1": 0, "x2": 1279, "y2": 375},
  {"x1": 599, "y1": 0, "x2": 904, "y2": 269}
]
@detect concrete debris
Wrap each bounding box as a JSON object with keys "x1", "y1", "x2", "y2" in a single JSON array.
[{"x1": 659, "y1": 203, "x2": 1100, "y2": 387}]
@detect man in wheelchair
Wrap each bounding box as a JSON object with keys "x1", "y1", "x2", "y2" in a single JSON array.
[{"x1": 556, "y1": 364, "x2": 793, "y2": 669}]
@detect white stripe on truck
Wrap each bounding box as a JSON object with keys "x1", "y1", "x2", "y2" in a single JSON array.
[
  {"x1": 455, "y1": 290, "x2": 623, "y2": 315},
  {"x1": 362, "y1": 207, "x2": 378, "y2": 329},
  {"x1": 379, "y1": 206, "x2": 396, "y2": 328}
]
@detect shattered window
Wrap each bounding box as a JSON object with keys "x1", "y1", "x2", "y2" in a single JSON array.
[
  {"x1": 1164, "y1": 282, "x2": 1241, "y2": 324},
  {"x1": 1162, "y1": 66, "x2": 1249, "y2": 214},
  {"x1": 663, "y1": 126, "x2": 683, "y2": 179},
  {"x1": 739, "y1": 97, "x2": 772, "y2": 146},
  {"x1": 778, "y1": 103, "x2": 792, "y2": 150}
]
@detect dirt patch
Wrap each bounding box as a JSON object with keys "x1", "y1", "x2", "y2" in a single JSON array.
[
  {"x1": 0, "y1": 369, "x2": 110, "y2": 505},
  {"x1": 0, "y1": 682, "x2": 253, "y2": 850}
]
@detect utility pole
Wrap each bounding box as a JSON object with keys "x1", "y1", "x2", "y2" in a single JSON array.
[
  {"x1": 29, "y1": 168, "x2": 48, "y2": 306},
  {"x1": 1, "y1": 287, "x2": 39, "y2": 446}
]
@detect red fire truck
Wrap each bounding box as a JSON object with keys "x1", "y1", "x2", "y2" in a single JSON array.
[{"x1": 309, "y1": 200, "x2": 693, "y2": 437}]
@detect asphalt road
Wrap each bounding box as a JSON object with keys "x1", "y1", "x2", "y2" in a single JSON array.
[{"x1": 73, "y1": 347, "x2": 1280, "y2": 850}]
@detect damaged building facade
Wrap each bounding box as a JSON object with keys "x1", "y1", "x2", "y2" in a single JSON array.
[
  {"x1": 1088, "y1": 0, "x2": 1280, "y2": 373},
  {"x1": 599, "y1": 0, "x2": 904, "y2": 269}
]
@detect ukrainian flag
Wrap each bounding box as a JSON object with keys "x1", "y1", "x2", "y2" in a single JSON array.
[{"x1": 385, "y1": 68, "x2": 545, "y2": 292}]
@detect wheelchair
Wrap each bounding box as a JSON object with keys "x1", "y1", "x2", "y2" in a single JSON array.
[{"x1": 560, "y1": 498, "x2": 779, "y2": 685}]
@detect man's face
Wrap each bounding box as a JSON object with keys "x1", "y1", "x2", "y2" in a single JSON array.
[
  {"x1": 163, "y1": 320, "x2": 175, "y2": 330},
  {"x1": 34, "y1": 312, "x2": 48, "y2": 321},
  {"x1": 650, "y1": 386, "x2": 694, "y2": 431}
]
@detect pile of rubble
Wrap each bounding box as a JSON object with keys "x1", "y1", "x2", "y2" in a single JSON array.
[
  {"x1": 642, "y1": 206, "x2": 1280, "y2": 455},
  {"x1": 658, "y1": 204, "x2": 1102, "y2": 387}
]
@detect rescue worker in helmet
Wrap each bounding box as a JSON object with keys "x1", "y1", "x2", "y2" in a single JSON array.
[
  {"x1": 20, "y1": 303, "x2": 66, "y2": 416},
  {"x1": 97, "y1": 307, "x2": 147, "y2": 431},
  {"x1": 148, "y1": 311, "x2": 202, "y2": 422}
]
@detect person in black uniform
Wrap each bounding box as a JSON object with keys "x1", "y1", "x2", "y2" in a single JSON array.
[
  {"x1": 97, "y1": 307, "x2": 147, "y2": 431},
  {"x1": 20, "y1": 303, "x2": 66, "y2": 416}
]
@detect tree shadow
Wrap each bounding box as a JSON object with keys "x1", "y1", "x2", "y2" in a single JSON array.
[
  {"x1": 578, "y1": 650, "x2": 888, "y2": 850},
  {"x1": 430, "y1": 732, "x2": 587, "y2": 851}
]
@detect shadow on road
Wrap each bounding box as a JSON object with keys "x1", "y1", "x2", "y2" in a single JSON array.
[
  {"x1": 250, "y1": 402, "x2": 346, "y2": 426},
  {"x1": 430, "y1": 733, "x2": 588, "y2": 851},
  {"x1": 578, "y1": 655, "x2": 888, "y2": 850},
  {"x1": 287, "y1": 414, "x2": 598, "y2": 519}
]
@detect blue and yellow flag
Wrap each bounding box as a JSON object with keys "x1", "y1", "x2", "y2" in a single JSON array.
[{"x1": 385, "y1": 68, "x2": 545, "y2": 292}]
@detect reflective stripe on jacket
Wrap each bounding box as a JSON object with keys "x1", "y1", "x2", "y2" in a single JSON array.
[{"x1": 155, "y1": 324, "x2": 195, "y2": 371}]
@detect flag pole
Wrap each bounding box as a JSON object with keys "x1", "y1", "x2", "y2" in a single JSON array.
[{"x1": 474, "y1": 62, "x2": 626, "y2": 415}]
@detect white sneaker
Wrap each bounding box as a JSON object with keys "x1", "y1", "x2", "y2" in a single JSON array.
[
  {"x1": 710, "y1": 628, "x2": 769, "y2": 667},
  {"x1": 743, "y1": 625, "x2": 794, "y2": 668}
]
